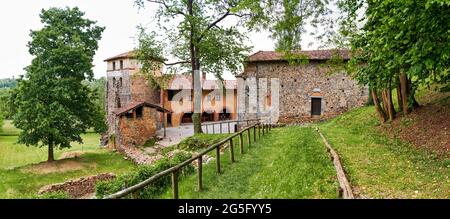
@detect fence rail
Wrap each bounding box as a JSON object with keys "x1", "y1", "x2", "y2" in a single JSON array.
[
  {"x1": 104, "y1": 118, "x2": 273, "y2": 199},
  {"x1": 201, "y1": 118, "x2": 261, "y2": 134}
]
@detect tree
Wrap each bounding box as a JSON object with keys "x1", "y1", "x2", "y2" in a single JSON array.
[
  {"x1": 135, "y1": 0, "x2": 259, "y2": 134},
  {"x1": 10, "y1": 7, "x2": 106, "y2": 162},
  {"x1": 338, "y1": 0, "x2": 450, "y2": 121}
]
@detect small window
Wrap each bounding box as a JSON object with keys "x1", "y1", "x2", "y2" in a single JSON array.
[
  {"x1": 120, "y1": 60, "x2": 124, "y2": 70},
  {"x1": 125, "y1": 110, "x2": 133, "y2": 119},
  {"x1": 136, "y1": 107, "x2": 143, "y2": 118},
  {"x1": 119, "y1": 77, "x2": 123, "y2": 87},
  {"x1": 112, "y1": 62, "x2": 116, "y2": 71},
  {"x1": 188, "y1": 95, "x2": 192, "y2": 101},
  {"x1": 215, "y1": 95, "x2": 221, "y2": 101},
  {"x1": 207, "y1": 95, "x2": 212, "y2": 101}
]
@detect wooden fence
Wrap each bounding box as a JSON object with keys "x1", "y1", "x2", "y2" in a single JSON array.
[
  {"x1": 201, "y1": 118, "x2": 261, "y2": 134},
  {"x1": 104, "y1": 119, "x2": 272, "y2": 199}
]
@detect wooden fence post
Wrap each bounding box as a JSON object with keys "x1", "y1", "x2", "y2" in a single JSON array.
[
  {"x1": 197, "y1": 156, "x2": 202, "y2": 191},
  {"x1": 253, "y1": 125, "x2": 256, "y2": 142},
  {"x1": 205, "y1": 125, "x2": 208, "y2": 134},
  {"x1": 229, "y1": 138, "x2": 234, "y2": 163},
  {"x1": 239, "y1": 132, "x2": 244, "y2": 154},
  {"x1": 258, "y1": 124, "x2": 261, "y2": 138},
  {"x1": 216, "y1": 146, "x2": 221, "y2": 174},
  {"x1": 220, "y1": 123, "x2": 223, "y2": 134},
  {"x1": 213, "y1": 124, "x2": 215, "y2": 134},
  {"x1": 228, "y1": 122, "x2": 231, "y2": 134},
  {"x1": 172, "y1": 171, "x2": 178, "y2": 199},
  {"x1": 247, "y1": 129, "x2": 251, "y2": 147}
]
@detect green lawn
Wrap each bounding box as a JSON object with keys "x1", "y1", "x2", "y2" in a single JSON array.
[
  {"x1": 160, "y1": 126, "x2": 339, "y2": 199},
  {"x1": 0, "y1": 120, "x2": 136, "y2": 198},
  {"x1": 317, "y1": 106, "x2": 449, "y2": 198},
  {"x1": 0, "y1": 120, "x2": 103, "y2": 169}
]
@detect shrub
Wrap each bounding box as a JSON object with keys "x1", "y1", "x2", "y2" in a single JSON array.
[
  {"x1": 29, "y1": 191, "x2": 70, "y2": 199},
  {"x1": 177, "y1": 134, "x2": 228, "y2": 151},
  {"x1": 96, "y1": 151, "x2": 194, "y2": 199}
]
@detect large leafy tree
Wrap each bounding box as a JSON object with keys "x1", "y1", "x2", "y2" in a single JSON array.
[
  {"x1": 10, "y1": 7, "x2": 106, "y2": 162},
  {"x1": 338, "y1": 0, "x2": 450, "y2": 121},
  {"x1": 135, "y1": 0, "x2": 261, "y2": 133}
]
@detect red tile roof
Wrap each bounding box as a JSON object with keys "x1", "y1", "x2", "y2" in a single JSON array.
[
  {"x1": 114, "y1": 101, "x2": 170, "y2": 116},
  {"x1": 104, "y1": 51, "x2": 136, "y2": 62},
  {"x1": 104, "y1": 51, "x2": 166, "y2": 62},
  {"x1": 247, "y1": 49, "x2": 352, "y2": 62}
]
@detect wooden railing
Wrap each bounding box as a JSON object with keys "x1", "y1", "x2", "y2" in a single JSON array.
[
  {"x1": 104, "y1": 118, "x2": 273, "y2": 199},
  {"x1": 201, "y1": 118, "x2": 261, "y2": 134}
]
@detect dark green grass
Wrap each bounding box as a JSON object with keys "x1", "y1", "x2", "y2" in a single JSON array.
[
  {"x1": 159, "y1": 126, "x2": 339, "y2": 199},
  {"x1": 317, "y1": 106, "x2": 449, "y2": 198}
]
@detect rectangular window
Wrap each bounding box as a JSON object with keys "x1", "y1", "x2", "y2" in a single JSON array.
[
  {"x1": 125, "y1": 110, "x2": 133, "y2": 119},
  {"x1": 112, "y1": 62, "x2": 116, "y2": 71},
  {"x1": 120, "y1": 60, "x2": 124, "y2": 69},
  {"x1": 136, "y1": 107, "x2": 143, "y2": 118},
  {"x1": 215, "y1": 95, "x2": 221, "y2": 101},
  {"x1": 188, "y1": 95, "x2": 192, "y2": 101},
  {"x1": 207, "y1": 95, "x2": 212, "y2": 101}
]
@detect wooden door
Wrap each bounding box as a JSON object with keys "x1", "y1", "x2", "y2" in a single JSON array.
[{"x1": 311, "y1": 98, "x2": 322, "y2": 116}]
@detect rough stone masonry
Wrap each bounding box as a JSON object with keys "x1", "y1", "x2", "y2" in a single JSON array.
[{"x1": 238, "y1": 50, "x2": 369, "y2": 124}]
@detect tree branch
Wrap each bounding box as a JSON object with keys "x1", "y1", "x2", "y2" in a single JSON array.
[
  {"x1": 164, "y1": 60, "x2": 190, "y2": 66},
  {"x1": 146, "y1": 0, "x2": 186, "y2": 17}
]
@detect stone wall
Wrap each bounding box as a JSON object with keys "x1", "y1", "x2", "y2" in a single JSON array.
[
  {"x1": 239, "y1": 61, "x2": 368, "y2": 123},
  {"x1": 117, "y1": 107, "x2": 158, "y2": 148},
  {"x1": 38, "y1": 173, "x2": 116, "y2": 199}
]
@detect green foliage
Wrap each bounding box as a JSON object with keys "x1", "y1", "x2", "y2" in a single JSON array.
[
  {"x1": 0, "y1": 78, "x2": 17, "y2": 89},
  {"x1": 0, "y1": 88, "x2": 13, "y2": 120},
  {"x1": 9, "y1": 7, "x2": 106, "y2": 160},
  {"x1": 96, "y1": 151, "x2": 194, "y2": 199},
  {"x1": 0, "y1": 110, "x2": 3, "y2": 133},
  {"x1": 340, "y1": 0, "x2": 450, "y2": 91},
  {"x1": 176, "y1": 133, "x2": 229, "y2": 151},
  {"x1": 36, "y1": 191, "x2": 70, "y2": 199}
]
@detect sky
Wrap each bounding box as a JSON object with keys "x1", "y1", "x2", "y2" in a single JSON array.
[{"x1": 0, "y1": 0, "x2": 316, "y2": 80}]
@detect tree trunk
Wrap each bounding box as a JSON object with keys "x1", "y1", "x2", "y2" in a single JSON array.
[
  {"x1": 48, "y1": 141, "x2": 55, "y2": 162},
  {"x1": 188, "y1": 0, "x2": 203, "y2": 134},
  {"x1": 396, "y1": 82, "x2": 403, "y2": 113},
  {"x1": 381, "y1": 89, "x2": 395, "y2": 121},
  {"x1": 399, "y1": 72, "x2": 409, "y2": 114},
  {"x1": 371, "y1": 88, "x2": 387, "y2": 123}
]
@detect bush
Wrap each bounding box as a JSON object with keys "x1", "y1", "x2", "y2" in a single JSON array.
[
  {"x1": 96, "y1": 151, "x2": 194, "y2": 199},
  {"x1": 30, "y1": 191, "x2": 70, "y2": 199},
  {"x1": 0, "y1": 110, "x2": 3, "y2": 133},
  {"x1": 177, "y1": 134, "x2": 228, "y2": 151}
]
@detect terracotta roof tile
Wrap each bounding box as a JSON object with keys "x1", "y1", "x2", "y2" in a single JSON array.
[
  {"x1": 247, "y1": 49, "x2": 352, "y2": 62},
  {"x1": 114, "y1": 101, "x2": 170, "y2": 116}
]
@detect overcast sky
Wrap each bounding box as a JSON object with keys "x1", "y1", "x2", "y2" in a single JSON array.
[{"x1": 0, "y1": 0, "x2": 316, "y2": 80}]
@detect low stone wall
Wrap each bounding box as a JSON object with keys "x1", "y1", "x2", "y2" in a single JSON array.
[{"x1": 38, "y1": 173, "x2": 116, "y2": 199}]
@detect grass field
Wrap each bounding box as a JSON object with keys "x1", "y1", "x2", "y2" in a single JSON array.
[
  {"x1": 317, "y1": 107, "x2": 449, "y2": 198},
  {"x1": 0, "y1": 120, "x2": 136, "y2": 198},
  {"x1": 159, "y1": 127, "x2": 339, "y2": 199}
]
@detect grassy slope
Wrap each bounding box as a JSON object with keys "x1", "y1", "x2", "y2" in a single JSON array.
[
  {"x1": 317, "y1": 106, "x2": 449, "y2": 198},
  {"x1": 0, "y1": 120, "x2": 136, "y2": 198},
  {"x1": 160, "y1": 127, "x2": 338, "y2": 199}
]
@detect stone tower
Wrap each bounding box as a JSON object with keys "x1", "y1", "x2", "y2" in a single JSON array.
[{"x1": 104, "y1": 51, "x2": 163, "y2": 138}]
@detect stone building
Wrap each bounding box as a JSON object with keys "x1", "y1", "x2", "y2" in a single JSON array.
[
  {"x1": 104, "y1": 51, "x2": 238, "y2": 150},
  {"x1": 237, "y1": 49, "x2": 369, "y2": 124},
  {"x1": 108, "y1": 101, "x2": 169, "y2": 150}
]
